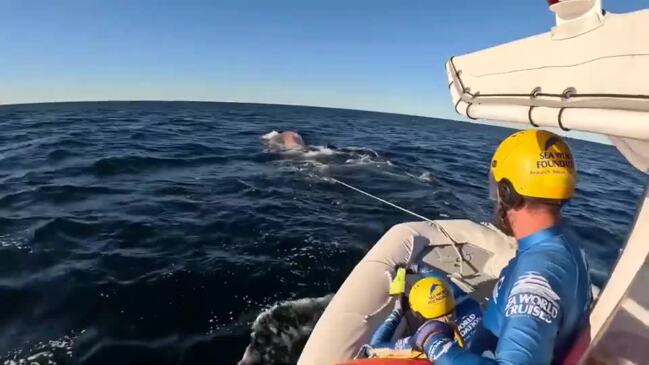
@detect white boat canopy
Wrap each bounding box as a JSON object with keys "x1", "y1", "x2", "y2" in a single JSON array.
[
  {"x1": 446, "y1": 0, "x2": 649, "y2": 171},
  {"x1": 446, "y1": 1, "x2": 649, "y2": 363}
]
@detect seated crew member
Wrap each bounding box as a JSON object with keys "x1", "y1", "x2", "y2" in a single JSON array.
[
  {"x1": 367, "y1": 271, "x2": 483, "y2": 359},
  {"x1": 411, "y1": 130, "x2": 592, "y2": 365}
]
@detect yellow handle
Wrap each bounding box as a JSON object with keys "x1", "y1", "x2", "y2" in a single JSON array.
[
  {"x1": 389, "y1": 267, "x2": 407, "y2": 296},
  {"x1": 453, "y1": 327, "x2": 465, "y2": 348}
]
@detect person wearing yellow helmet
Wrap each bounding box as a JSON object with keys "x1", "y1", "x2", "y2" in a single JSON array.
[
  {"x1": 489, "y1": 129, "x2": 576, "y2": 237},
  {"x1": 411, "y1": 129, "x2": 592, "y2": 365},
  {"x1": 408, "y1": 277, "x2": 456, "y2": 324},
  {"x1": 365, "y1": 267, "x2": 483, "y2": 359}
]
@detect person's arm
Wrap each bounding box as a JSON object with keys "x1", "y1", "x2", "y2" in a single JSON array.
[
  {"x1": 415, "y1": 252, "x2": 565, "y2": 365},
  {"x1": 369, "y1": 295, "x2": 406, "y2": 348}
]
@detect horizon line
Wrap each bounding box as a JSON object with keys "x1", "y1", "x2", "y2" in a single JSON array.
[
  {"x1": 0, "y1": 98, "x2": 449, "y2": 119},
  {"x1": 0, "y1": 98, "x2": 477, "y2": 125},
  {"x1": 0, "y1": 98, "x2": 610, "y2": 145}
]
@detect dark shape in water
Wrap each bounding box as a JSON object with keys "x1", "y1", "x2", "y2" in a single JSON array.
[{"x1": 238, "y1": 295, "x2": 332, "y2": 365}]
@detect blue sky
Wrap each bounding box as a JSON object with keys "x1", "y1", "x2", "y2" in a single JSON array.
[{"x1": 0, "y1": 0, "x2": 646, "y2": 124}]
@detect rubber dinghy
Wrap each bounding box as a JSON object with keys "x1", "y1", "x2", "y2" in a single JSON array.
[{"x1": 299, "y1": 220, "x2": 517, "y2": 365}]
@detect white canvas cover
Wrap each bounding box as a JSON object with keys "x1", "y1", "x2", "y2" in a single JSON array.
[
  {"x1": 446, "y1": 8, "x2": 649, "y2": 173},
  {"x1": 448, "y1": 9, "x2": 649, "y2": 110},
  {"x1": 608, "y1": 137, "x2": 649, "y2": 173}
]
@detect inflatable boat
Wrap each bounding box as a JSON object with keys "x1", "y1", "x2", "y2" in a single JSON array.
[
  {"x1": 299, "y1": 1, "x2": 649, "y2": 364},
  {"x1": 299, "y1": 221, "x2": 517, "y2": 364}
]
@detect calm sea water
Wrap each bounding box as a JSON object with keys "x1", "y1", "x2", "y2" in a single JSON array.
[{"x1": 0, "y1": 102, "x2": 644, "y2": 365}]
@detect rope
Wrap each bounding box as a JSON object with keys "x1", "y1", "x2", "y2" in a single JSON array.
[{"x1": 329, "y1": 177, "x2": 465, "y2": 276}]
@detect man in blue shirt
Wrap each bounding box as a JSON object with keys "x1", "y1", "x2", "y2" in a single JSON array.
[{"x1": 413, "y1": 130, "x2": 592, "y2": 365}]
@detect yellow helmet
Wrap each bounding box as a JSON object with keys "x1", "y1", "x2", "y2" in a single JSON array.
[
  {"x1": 408, "y1": 277, "x2": 455, "y2": 320},
  {"x1": 490, "y1": 129, "x2": 576, "y2": 201}
]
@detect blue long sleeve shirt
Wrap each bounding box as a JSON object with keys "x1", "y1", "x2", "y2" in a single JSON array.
[{"x1": 427, "y1": 225, "x2": 592, "y2": 365}]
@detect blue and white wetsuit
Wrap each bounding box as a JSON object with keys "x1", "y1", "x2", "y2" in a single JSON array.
[{"x1": 425, "y1": 225, "x2": 592, "y2": 365}]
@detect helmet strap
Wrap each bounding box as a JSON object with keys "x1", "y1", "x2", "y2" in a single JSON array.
[
  {"x1": 494, "y1": 199, "x2": 515, "y2": 237},
  {"x1": 412, "y1": 311, "x2": 426, "y2": 325}
]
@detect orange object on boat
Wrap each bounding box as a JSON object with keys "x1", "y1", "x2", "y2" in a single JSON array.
[{"x1": 336, "y1": 359, "x2": 430, "y2": 365}]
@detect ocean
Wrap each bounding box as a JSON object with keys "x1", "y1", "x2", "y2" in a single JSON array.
[{"x1": 0, "y1": 102, "x2": 644, "y2": 365}]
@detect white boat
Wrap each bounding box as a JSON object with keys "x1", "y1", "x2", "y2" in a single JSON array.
[{"x1": 299, "y1": 1, "x2": 649, "y2": 364}]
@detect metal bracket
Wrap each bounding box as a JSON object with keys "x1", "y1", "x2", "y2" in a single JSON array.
[{"x1": 562, "y1": 87, "x2": 577, "y2": 100}]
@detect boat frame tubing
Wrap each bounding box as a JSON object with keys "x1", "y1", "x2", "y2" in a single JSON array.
[{"x1": 446, "y1": 60, "x2": 649, "y2": 141}]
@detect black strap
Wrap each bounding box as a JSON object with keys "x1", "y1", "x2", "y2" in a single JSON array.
[
  {"x1": 558, "y1": 108, "x2": 570, "y2": 131},
  {"x1": 528, "y1": 106, "x2": 539, "y2": 127},
  {"x1": 466, "y1": 103, "x2": 477, "y2": 120},
  {"x1": 454, "y1": 99, "x2": 462, "y2": 115}
]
